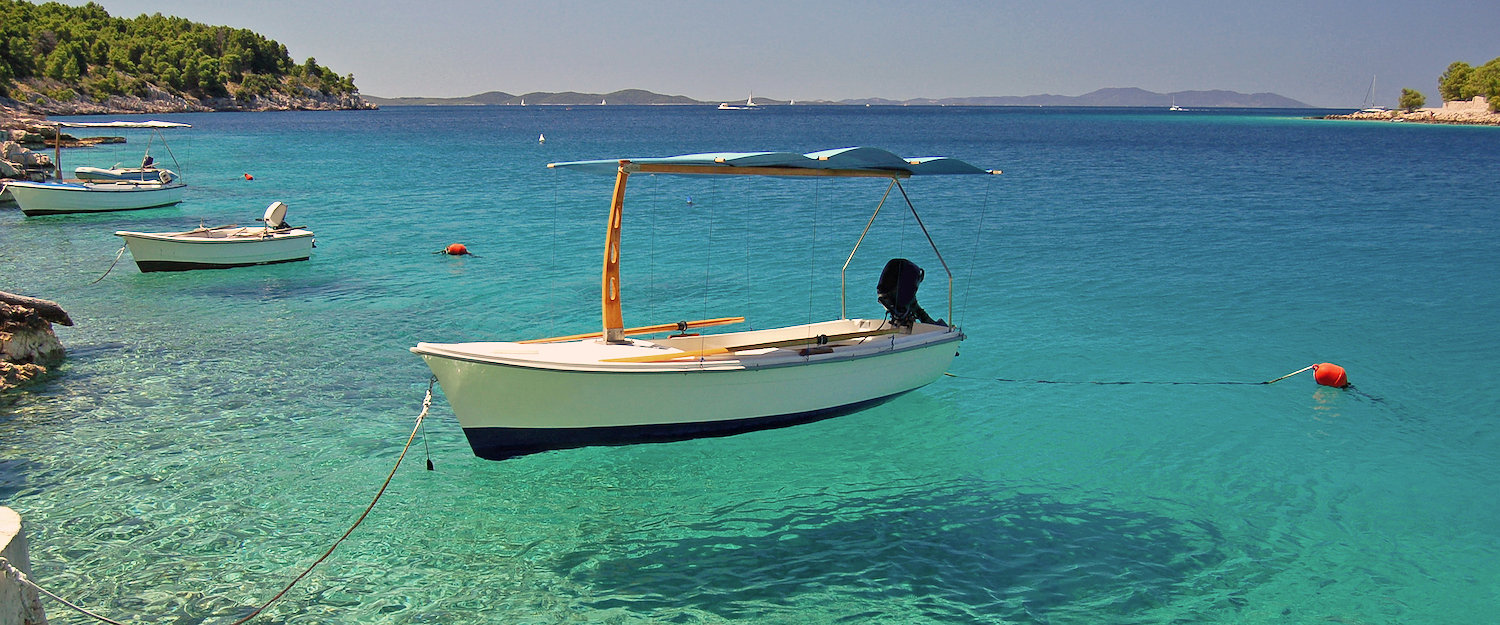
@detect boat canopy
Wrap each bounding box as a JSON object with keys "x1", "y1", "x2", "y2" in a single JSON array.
[
  {"x1": 549, "y1": 147, "x2": 997, "y2": 176},
  {"x1": 53, "y1": 120, "x2": 190, "y2": 129}
]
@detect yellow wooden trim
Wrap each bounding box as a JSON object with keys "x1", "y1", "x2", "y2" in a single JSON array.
[
  {"x1": 629, "y1": 163, "x2": 911, "y2": 179},
  {"x1": 518, "y1": 316, "x2": 746, "y2": 344},
  {"x1": 602, "y1": 328, "x2": 901, "y2": 363}
]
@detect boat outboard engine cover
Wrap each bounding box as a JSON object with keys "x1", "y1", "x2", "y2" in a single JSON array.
[
  {"x1": 877, "y1": 258, "x2": 940, "y2": 327},
  {"x1": 262, "y1": 201, "x2": 289, "y2": 229}
]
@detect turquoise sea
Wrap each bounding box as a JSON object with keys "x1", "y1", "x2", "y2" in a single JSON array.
[{"x1": 2, "y1": 105, "x2": 1498, "y2": 624}]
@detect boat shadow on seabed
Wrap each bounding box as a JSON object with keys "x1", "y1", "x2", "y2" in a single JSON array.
[{"x1": 555, "y1": 479, "x2": 1244, "y2": 621}]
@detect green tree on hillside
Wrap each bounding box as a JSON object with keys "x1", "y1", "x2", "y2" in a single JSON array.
[
  {"x1": 1439, "y1": 62, "x2": 1474, "y2": 101},
  {"x1": 1472, "y1": 58, "x2": 1500, "y2": 111},
  {"x1": 1398, "y1": 88, "x2": 1425, "y2": 111},
  {"x1": 1437, "y1": 56, "x2": 1500, "y2": 111}
]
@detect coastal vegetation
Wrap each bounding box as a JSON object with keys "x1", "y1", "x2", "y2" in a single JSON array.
[
  {"x1": 0, "y1": 0, "x2": 365, "y2": 111},
  {"x1": 1398, "y1": 88, "x2": 1425, "y2": 111},
  {"x1": 1437, "y1": 57, "x2": 1500, "y2": 111}
]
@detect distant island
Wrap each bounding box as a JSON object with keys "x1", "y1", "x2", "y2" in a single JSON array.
[
  {"x1": 364, "y1": 87, "x2": 1312, "y2": 109},
  {"x1": 0, "y1": 0, "x2": 372, "y2": 114}
]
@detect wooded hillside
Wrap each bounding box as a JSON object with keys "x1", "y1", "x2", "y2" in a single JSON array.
[{"x1": 0, "y1": 0, "x2": 363, "y2": 110}]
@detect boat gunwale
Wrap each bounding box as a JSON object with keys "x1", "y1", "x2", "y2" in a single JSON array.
[
  {"x1": 115, "y1": 228, "x2": 314, "y2": 243},
  {"x1": 412, "y1": 324, "x2": 962, "y2": 374}
]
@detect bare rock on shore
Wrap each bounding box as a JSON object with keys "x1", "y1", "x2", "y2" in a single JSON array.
[
  {"x1": 1322, "y1": 97, "x2": 1500, "y2": 126},
  {"x1": 4, "y1": 81, "x2": 375, "y2": 115},
  {"x1": 0, "y1": 292, "x2": 71, "y2": 392}
]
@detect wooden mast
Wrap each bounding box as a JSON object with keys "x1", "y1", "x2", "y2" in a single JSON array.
[{"x1": 602, "y1": 161, "x2": 631, "y2": 343}]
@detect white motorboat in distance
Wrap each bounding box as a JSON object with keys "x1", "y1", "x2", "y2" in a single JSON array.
[
  {"x1": 11, "y1": 120, "x2": 188, "y2": 216},
  {"x1": 412, "y1": 147, "x2": 1000, "y2": 460},
  {"x1": 114, "y1": 201, "x2": 314, "y2": 272},
  {"x1": 717, "y1": 94, "x2": 760, "y2": 110}
]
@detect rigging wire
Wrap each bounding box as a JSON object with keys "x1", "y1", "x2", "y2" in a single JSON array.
[{"x1": 958, "y1": 178, "x2": 996, "y2": 328}]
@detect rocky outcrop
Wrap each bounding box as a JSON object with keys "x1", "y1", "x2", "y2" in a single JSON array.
[
  {"x1": 3, "y1": 81, "x2": 374, "y2": 115},
  {"x1": 1321, "y1": 97, "x2": 1500, "y2": 126},
  {"x1": 0, "y1": 292, "x2": 71, "y2": 393}
]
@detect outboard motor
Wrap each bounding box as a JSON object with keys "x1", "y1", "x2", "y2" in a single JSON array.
[
  {"x1": 877, "y1": 258, "x2": 940, "y2": 327},
  {"x1": 261, "y1": 201, "x2": 290, "y2": 229}
]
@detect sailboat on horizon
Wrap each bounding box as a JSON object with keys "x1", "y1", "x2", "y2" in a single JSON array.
[{"x1": 1360, "y1": 76, "x2": 1388, "y2": 113}]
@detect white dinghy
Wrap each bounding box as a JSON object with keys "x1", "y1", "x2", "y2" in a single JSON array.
[
  {"x1": 114, "y1": 201, "x2": 314, "y2": 272},
  {"x1": 10, "y1": 120, "x2": 188, "y2": 216},
  {"x1": 412, "y1": 147, "x2": 999, "y2": 460}
]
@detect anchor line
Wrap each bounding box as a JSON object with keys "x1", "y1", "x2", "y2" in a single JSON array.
[
  {"x1": 0, "y1": 557, "x2": 127, "y2": 625},
  {"x1": 944, "y1": 370, "x2": 1351, "y2": 387},
  {"x1": 0, "y1": 379, "x2": 438, "y2": 625},
  {"x1": 90, "y1": 244, "x2": 128, "y2": 285}
]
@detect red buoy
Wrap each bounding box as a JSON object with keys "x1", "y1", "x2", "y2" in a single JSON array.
[
  {"x1": 1312, "y1": 363, "x2": 1349, "y2": 388},
  {"x1": 445, "y1": 243, "x2": 469, "y2": 256},
  {"x1": 243, "y1": 173, "x2": 254, "y2": 180}
]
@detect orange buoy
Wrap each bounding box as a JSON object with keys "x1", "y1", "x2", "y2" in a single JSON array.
[
  {"x1": 243, "y1": 173, "x2": 254, "y2": 180},
  {"x1": 444, "y1": 243, "x2": 469, "y2": 256},
  {"x1": 1312, "y1": 363, "x2": 1349, "y2": 388}
]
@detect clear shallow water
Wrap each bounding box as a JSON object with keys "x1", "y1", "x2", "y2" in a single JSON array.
[{"x1": 3, "y1": 106, "x2": 1498, "y2": 624}]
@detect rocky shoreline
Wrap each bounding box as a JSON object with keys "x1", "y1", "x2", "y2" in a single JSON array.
[
  {"x1": 2, "y1": 90, "x2": 374, "y2": 117},
  {"x1": 1319, "y1": 97, "x2": 1500, "y2": 126}
]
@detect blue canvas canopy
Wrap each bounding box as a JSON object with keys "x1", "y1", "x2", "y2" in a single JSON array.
[{"x1": 549, "y1": 147, "x2": 997, "y2": 176}]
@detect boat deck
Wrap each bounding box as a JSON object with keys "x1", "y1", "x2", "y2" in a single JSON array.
[{"x1": 414, "y1": 318, "x2": 961, "y2": 373}]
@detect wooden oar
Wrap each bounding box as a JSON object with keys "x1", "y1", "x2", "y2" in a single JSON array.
[
  {"x1": 602, "y1": 328, "x2": 901, "y2": 364},
  {"x1": 518, "y1": 316, "x2": 745, "y2": 344}
]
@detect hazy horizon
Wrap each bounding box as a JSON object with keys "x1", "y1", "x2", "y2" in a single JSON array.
[{"x1": 58, "y1": 0, "x2": 1499, "y2": 109}]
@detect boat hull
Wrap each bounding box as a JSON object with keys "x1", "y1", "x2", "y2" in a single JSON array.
[
  {"x1": 115, "y1": 229, "x2": 314, "y2": 272},
  {"x1": 10, "y1": 180, "x2": 185, "y2": 215},
  {"x1": 414, "y1": 323, "x2": 961, "y2": 459}
]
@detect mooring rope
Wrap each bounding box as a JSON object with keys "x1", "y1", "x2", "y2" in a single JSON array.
[
  {"x1": 0, "y1": 557, "x2": 127, "y2": 625},
  {"x1": 0, "y1": 377, "x2": 437, "y2": 625},
  {"x1": 945, "y1": 365, "x2": 1347, "y2": 387},
  {"x1": 90, "y1": 244, "x2": 128, "y2": 285}
]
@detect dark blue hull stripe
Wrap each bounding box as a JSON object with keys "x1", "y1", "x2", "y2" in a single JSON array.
[
  {"x1": 461, "y1": 391, "x2": 911, "y2": 461},
  {"x1": 21, "y1": 200, "x2": 183, "y2": 216},
  {"x1": 135, "y1": 257, "x2": 309, "y2": 272}
]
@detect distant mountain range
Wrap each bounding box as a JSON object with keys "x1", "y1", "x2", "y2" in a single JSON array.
[{"x1": 363, "y1": 87, "x2": 1312, "y2": 109}]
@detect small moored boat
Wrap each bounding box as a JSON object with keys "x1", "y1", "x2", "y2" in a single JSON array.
[
  {"x1": 412, "y1": 147, "x2": 1000, "y2": 460},
  {"x1": 114, "y1": 201, "x2": 314, "y2": 272},
  {"x1": 11, "y1": 120, "x2": 188, "y2": 216}
]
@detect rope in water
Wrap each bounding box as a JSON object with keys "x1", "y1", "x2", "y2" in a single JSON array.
[
  {"x1": 0, "y1": 378, "x2": 436, "y2": 625},
  {"x1": 90, "y1": 244, "x2": 128, "y2": 285},
  {"x1": 946, "y1": 364, "x2": 1344, "y2": 387}
]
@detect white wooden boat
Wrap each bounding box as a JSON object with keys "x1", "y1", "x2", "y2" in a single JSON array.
[
  {"x1": 114, "y1": 201, "x2": 314, "y2": 272},
  {"x1": 13, "y1": 120, "x2": 188, "y2": 216},
  {"x1": 10, "y1": 179, "x2": 184, "y2": 215},
  {"x1": 412, "y1": 147, "x2": 999, "y2": 460}
]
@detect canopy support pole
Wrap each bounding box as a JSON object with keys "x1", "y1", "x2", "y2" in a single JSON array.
[
  {"x1": 894, "y1": 179, "x2": 954, "y2": 323},
  {"x1": 840, "y1": 179, "x2": 897, "y2": 319},
  {"x1": 602, "y1": 161, "x2": 631, "y2": 343}
]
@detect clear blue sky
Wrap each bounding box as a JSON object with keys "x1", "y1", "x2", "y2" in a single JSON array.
[{"x1": 67, "y1": 0, "x2": 1499, "y2": 107}]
